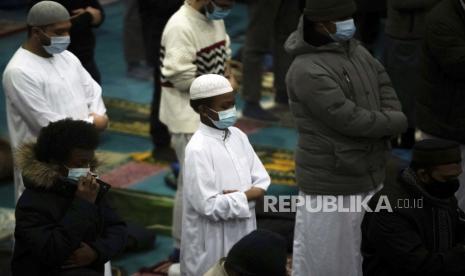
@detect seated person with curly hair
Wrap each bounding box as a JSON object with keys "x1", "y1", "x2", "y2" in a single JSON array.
[{"x1": 11, "y1": 119, "x2": 127, "y2": 276}]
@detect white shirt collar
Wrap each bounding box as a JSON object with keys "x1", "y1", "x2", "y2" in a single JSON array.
[{"x1": 199, "y1": 122, "x2": 230, "y2": 141}]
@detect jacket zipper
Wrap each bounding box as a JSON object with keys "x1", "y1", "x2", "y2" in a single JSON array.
[
  {"x1": 409, "y1": 12, "x2": 415, "y2": 34},
  {"x1": 343, "y1": 69, "x2": 354, "y2": 100},
  {"x1": 432, "y1": 208, "x2": 438, "y2": 251}
]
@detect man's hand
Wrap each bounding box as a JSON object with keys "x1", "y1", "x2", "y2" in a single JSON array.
[
  {"x1": 75, "y1": 173, "x2": 99, "y2": 204},
  {"x1": 64, "y1": 242, "x2": 98, "y2": 268},
  {"x1": 86, "y1": 6, "x2": 102, "y2": 25},
  {"x1": 71, "y1": 8, "x2": 86, "y2": 20},
  {"x1": 228, "y1": 73, "x2": 239, "y2": 91},
  {"x1": 90, "y1": 113, "x2": 109, "y2": 131},
  {"x1": 244, "y1": 187, "x2": 265, "y2": 202},
  {"x1": 224, "y1": 62, "x2": 239, "y2": 91},
  {"x1": 223, "y1": 190, "x2": 239, "y2": 194}
]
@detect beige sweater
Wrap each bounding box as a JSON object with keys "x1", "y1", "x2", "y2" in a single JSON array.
[{"x1": 159, "y1": 2, "x2": 231, "y2": 134}]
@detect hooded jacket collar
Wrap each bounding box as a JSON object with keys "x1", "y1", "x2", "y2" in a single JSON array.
[
  {"x1": 285, "y1": 16, "x2": 360, "y2": 58},
  {"x1": 15, "y1": 143, "x2": 98, "y2": 190}
]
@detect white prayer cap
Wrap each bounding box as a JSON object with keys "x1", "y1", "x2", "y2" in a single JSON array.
[
  {"x1": 27, "y1": 1, "x2": 70, "y2": 27},
  {"x1": 190, "y1": 74, "x2": 233, "y2": 100}
]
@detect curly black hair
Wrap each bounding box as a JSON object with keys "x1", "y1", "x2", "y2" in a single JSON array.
[{"x1": 34, "y1": 119, "x2": 99, "y2": 164}]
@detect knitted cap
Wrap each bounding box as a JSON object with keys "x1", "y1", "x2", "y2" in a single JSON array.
[
  {"x1": 225, "y1": 230, "x2": 287, "y2": 276},
  {"x1": 27, "y1": 1, "x2": 70, "y2": 27},
  {"x1": 412, "y1": 139, "x2": 462, "y2": 167},
  {"x1": 190, "y1": 74, "x2": 233, "y2": 100},
  {"x1": 305, "y1": 0, "x2": 357, "y2": 22}
]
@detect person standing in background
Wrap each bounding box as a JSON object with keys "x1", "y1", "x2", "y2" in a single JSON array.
[
  {"x1": 241, "y1": 0, "x2": 300, "y2": 122},
  {"x1": 29, "y1": 0, "x2": 105, "y2": 83},
  {"x1": 138, "y1": 0, "x2": 183, "y2": 162},
  {"x1": 2, "y1": 1, "x2": 108, "y2": 201},
  {"x1": 384, "y1": 0, "x2": 442, "y2": 148},
  {"x1": 417, "y1": 0, "x2": 465, "y2": 210},
  {"x1": 123, "y1": 0, "x2": 153, "y2": 81}
]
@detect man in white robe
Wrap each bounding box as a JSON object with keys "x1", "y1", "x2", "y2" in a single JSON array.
[
  {"x1": 181, "y1": 74, "x2": 270, "y2": 276},
  {"x1": 2, "y1": 1, "x2": 108, "y2": 201}
]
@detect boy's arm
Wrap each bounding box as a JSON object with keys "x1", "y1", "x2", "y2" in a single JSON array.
[
  {"x1": 185, "y1": 149, "x2": 251, "y2": 222},
  {"x1": 233, "y1": 130, "x2": 270, "y2": 202},
  {"x1": 87, "y1": 198, "x2": 128, "y2": 264}
]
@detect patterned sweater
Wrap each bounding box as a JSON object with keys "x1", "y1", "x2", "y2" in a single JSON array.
[{"x1": 159, "y1": 2, "x2": 231, "y2": 134}]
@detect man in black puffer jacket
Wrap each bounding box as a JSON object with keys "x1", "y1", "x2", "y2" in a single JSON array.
[
  {"x1": 362, "y1": 139, "x2": 465, "y2": 276},
  {"x1": 11, "y1": 119, "x2": 127, "y2": 276}
]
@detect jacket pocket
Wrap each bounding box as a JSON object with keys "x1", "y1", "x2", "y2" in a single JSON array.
[{"x1": 333, "y1": 142, "x2": 371, "y2": 176}]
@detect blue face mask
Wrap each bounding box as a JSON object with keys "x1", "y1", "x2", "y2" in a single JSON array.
[
  {"x1": 327, "y1": 19, "x2": 356, "y2": 42},
  {"x1": 206, "y1": 1, "x2": 232, "y2": 20},
  {"x1": 208, "y1": 106, "x2": 237, "y2": 129},
  {"x1": 42, "y1": 31, "x2": 71, "y2": 55}
]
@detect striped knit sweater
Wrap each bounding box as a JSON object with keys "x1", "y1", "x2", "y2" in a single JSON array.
[{"x1": 159, "y1": 2, "x2": 231, "y2": 134}]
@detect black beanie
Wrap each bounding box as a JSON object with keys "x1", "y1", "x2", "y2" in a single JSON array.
[
  {"x1": 225, "y1": 230, "x2": 287, "y2": 276},
  {"x1": 412, "y1": 139, "x2": 462, "y2": 167},
  {"x1": 305, "y1": 0, "x2": 357, "y2": 21}
]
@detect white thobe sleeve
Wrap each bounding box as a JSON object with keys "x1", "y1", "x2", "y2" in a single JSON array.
[
  {"x1": 79, "y1": 64, "x2": 106, "y2": 116},
  {"x1": 3, "y1": 68, "x2": 68, "y2": 134},
  {"x1": 243, "y1": 133, "x2": 271, "y2": 191},
  {"x1": 185, "y1": 149, "x2": 251, "y2": 222}
]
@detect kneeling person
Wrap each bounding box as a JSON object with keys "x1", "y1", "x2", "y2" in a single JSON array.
[
  {"x1": 12, "y1": 119, "x2": 127, "y2": 276},
  {"x1": 181, "y1": 74, "x2": 270, "y2": 276},
  {"x1": 362, "y1": 139, "x2": 465, "y2": 275}
]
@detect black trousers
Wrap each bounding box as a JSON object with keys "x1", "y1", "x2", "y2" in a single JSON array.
[{"x1": 138, "y1": 0, "x2": 183, "y2": 148}]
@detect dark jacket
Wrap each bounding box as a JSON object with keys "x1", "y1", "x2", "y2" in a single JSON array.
[
  {"x1": 417, "y1": 0, "x2": 465, "y2": 143},
  {"x1": 29, "y1": 0, "x2": 105, "y2": 62},
  {"x1": 385, "y1": 0, "x2": 441, "y2": 39},
  {"x1": 362, "y1": 168, "x2": 465, "y2": 276},
  {"x1": 11, "y1": 144, "x2": 127, "y2": 276},
  {"x1": 356, "y1": 0, "x2": 387, "y2": 13},
  {"x1": 285, "y1": 18, "x2": 407, "y2": 195}
]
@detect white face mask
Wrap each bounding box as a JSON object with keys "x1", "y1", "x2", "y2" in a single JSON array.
[
  {"x1": 325, "y1": 19, "x2": 357, "y2": 42},
  {"x1": 67, "y1": 168, "x2": 90, "y2": 181},
  {"x1": 40, "y1": 29, "x2": 70, "y2": 54}
]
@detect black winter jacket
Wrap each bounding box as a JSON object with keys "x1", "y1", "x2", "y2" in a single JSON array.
[
  {"x1": 417, "y1": 0, "x2": 465, "y2": 143},
  {"x1": 11, "y1": 144, "x2": 127, "y2": 276},
  {"x1": 362, "y1": 168, "x2": 465, "y2": 276}
]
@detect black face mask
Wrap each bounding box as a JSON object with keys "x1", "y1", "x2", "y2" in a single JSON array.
[{"x1": 423, "y1": 176, "x2": 460, "y2": 199}]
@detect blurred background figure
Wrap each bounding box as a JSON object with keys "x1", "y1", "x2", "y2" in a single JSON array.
[
  {"x1": 123, "y1": 0, "x2": 152, "y2": 81},
  {"x1": 29, "y1": 0, "x2": 105, "y2": 83},
  {"x1": 354, "y1": 0, "x2": 386, "y2": 56},
  {"x1": 241, "y1": 0, "x2": 300, "y2": 122},
  {"x1": 418, "y1": 0, "x2": 465, "y2": 209},
  {"x1": 138, "y1": 0, "x2": 183, "y2": 162},
  {"x1": 383, "y1": 0, "x2": 441, "y2": 149}
]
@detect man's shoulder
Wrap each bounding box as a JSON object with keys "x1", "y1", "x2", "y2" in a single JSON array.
[
  {"x1": 185, "y1": 131, "x2": 208, "y2": 154},
  {"x1": 164, "y1": 8, "x2": 192, "y2": 34},
  {"x1": 3, "y1": 48, "x2": 37, "y2": 75}
]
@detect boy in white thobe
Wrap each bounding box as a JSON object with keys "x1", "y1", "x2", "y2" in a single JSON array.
[{"x1": 180, "y1": 74, "x2": 270, "y2": 276}]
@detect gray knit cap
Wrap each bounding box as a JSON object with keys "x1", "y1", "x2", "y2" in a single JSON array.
[{"x1": 27, "y1": 1, "x2": 70, "y2": 27}]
